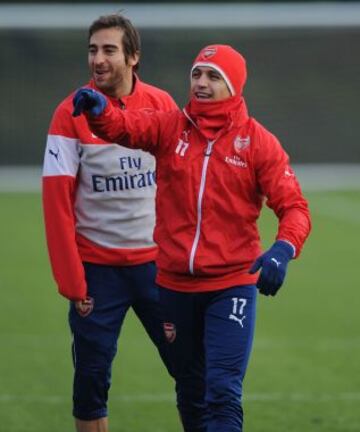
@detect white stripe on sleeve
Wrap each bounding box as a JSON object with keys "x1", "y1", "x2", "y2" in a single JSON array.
[{"x1": 43, "y1": 135, "x2": 80, "y2": 177}]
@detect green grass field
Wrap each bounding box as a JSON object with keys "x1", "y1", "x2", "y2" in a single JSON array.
[{"x1": 0, "y1": 190, "x2": 359, "y2": 432}]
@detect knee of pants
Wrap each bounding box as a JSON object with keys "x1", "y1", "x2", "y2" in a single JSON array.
[
  {"x1": 72, "y1": 334, "x2": 117, "y2": 372},
  {"x1": 206, "y1": 374, "x2": 243, "y2": 405},
  {"x1": 170, "y1": 349, "x2": 206, "y2": 395},
  {"x1": 176, "y1": 372, "x2": 206, "y2": 402},
  {"x1": 172, "y1": 359, "x2": 207, "y2": 420},
  {"x1": 72, "y1": 337, "x2": 116, "y2": 420},
  {"x1": 176, "y1": 377, "x2": 209, "y2": 432}
]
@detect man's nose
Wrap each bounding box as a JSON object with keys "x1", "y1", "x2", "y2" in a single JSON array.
[
  {"x1": 93, "y1": 51, "x2": 105, "y2": 64},
  {"x1": 197, "y1": 75, "x2": 209, "y2": 87}
]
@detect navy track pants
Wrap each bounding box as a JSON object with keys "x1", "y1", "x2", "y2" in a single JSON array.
[
  {"x1": 68, "y1": 261, "x2": 171, "y2": 420},
  {"x1": 159, "y1": 284, "x2": 257, "y2": 432}
]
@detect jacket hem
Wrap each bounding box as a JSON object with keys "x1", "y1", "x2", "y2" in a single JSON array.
[
  {"x1": 77, "y1": 233, "x2": 158, "y2": 266},
  {"x1": 156, "y1": 270, "x2": 258, "y2": 292}
]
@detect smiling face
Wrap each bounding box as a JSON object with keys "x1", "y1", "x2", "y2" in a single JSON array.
[
  {"x1": 190, "y1": 66, "x2": 231, "y2": 101},
  {"x1": 88, "y1": 27, "x2": 139, "y2": 98}
]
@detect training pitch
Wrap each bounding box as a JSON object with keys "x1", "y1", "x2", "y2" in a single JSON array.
[{"x1": 0, "y1": 190, "x2": 359, "y2": 432}]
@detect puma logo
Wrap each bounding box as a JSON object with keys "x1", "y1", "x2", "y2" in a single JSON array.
[
  {"x1": 229, "y1": 314, "x2": 246, "y2": 328},
  {"x1": 49, "y1": 148, "x2": 60, "y2": 160},
  {"x1": 271, "y1": 258, "x2": 281, "y2": 267}
]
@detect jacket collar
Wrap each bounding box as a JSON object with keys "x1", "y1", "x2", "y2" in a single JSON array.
[{"x1": 183, "y1": 95, "x2": 249, "y2": 141}]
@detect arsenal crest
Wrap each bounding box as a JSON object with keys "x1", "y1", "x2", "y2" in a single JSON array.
[
  {"x1": 75, "y1": 296, "x2": 94, "y2": 317},
  {"x1": 202, "y1": 47, "x2": 217, "y2": 59},
  {"x1": 163, "y1": 322, "x2": 176, "y2": 343},
  {"x1": 233, "y1": 136, "x2": 250, "y2": 154}
]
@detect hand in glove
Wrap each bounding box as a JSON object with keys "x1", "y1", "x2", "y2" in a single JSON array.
[
  {"x1": 72, "y1": 88, "x2": 107, "y2": 117},
  {"x1": 249, "y1": 240, "x2": 294, "y2": 296}
]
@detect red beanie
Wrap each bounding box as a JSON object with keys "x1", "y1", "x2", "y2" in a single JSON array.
[{"x1": 191, "y1": 45, "x2": 247, "y2": 96}]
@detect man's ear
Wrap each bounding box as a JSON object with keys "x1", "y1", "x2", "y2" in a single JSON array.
[{"x1": 128, "y1": 51, "x2": 140, "y2": 68}]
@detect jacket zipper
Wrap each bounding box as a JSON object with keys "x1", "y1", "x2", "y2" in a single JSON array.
[{"x1": 189, "y1": 139, "x2": 215, "y2": 275}]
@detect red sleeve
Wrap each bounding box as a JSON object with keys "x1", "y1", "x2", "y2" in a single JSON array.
[
  {"x1": 86, "y1": 102, "x2": 170, "y2": 154},
  {"x1": 160, "y1": 92, "x2": 178, "y2": 111},
  {"x1": 43, "y1": 102, "x2": 87, "y2": 301},
  {"x1": 42, "y1": 177, "x2": 87, "y2": 301},
  {"x1": 254, "y1": 125, "x2": 311, "y2": 257}
]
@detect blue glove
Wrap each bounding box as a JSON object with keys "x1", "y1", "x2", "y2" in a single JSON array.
[
  {"x1": 72, "y1": 88, "x2": 107, "y2": 117},
  {"x1": 249, "y1": 240, "x2": 294, "y2": 296}
]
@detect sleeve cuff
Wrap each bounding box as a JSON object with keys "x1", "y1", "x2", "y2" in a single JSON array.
[{"x1": 277, "y1": 239, "x2": 296, "y2": 258}]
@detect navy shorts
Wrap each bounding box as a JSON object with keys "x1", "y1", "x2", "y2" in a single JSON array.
[{"x1": 68, "y1": 261, "x2": 169, "y2": 420}]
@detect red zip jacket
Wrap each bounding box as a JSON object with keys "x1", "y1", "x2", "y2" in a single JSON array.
[
  {"x1": 42, "y1": 77, "x2": 177, "y2": 301},
  {"x1": 86, "y1": 95, "x2": 311, "y2": 292}
]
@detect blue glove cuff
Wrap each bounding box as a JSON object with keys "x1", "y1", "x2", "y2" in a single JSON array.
[{"x1": 272, "y1": 240, "x2": 295, "y2": 261}]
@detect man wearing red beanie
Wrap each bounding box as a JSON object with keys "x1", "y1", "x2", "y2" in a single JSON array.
[
  {"x1": 72, "y1": 44, "x2": 311, "y2": 432},
  {"x1": 191, "y1": 44, "x2": 247, "y2": 96}
]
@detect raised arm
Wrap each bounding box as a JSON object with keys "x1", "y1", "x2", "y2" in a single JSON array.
[{"x1": 72, "y1": 88, "x2": 163, "y2": 154}]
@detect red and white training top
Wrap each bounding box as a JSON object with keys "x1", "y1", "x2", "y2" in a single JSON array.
[
  {"x1": 86, "y1": 96, "x2": 312, "y2": 293},
  {"x1": 42, "y1": 78, "x2": 177, "y2": 300}
]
